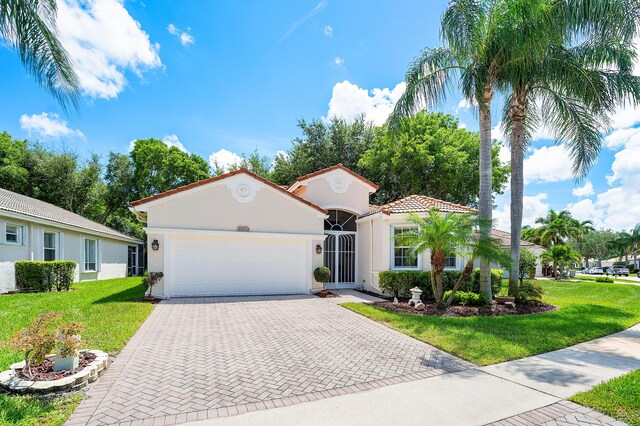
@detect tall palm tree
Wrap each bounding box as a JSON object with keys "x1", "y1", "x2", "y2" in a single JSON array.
[
  {"x1": 628, "y1": 224, "x2": 640, "y2": 270},
  {"x1": 1, "y1": 0, "x2": 79, "y2": 110},
  {"x1": 540, "y1": 244, "x2": 581, "y2": 280},
  {"x1": 389, "y1": 0, "x2": 503, "y2": 301},
  {"x1": 494, "y1": 0, "x2": 640, "y2": 295},
  {"x1": 394, "y1": 210, "x2": 507, "y2": 310}
]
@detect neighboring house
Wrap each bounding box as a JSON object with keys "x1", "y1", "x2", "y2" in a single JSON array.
[
  {"x1": 0, "y1": 188, "x2": 144, "y2": 293},
  {"x1": 489, "y1": 228, "x2": 546, "y2": 277},
  {"x1": 132, "y1": 164, "x2": 501, "y2": 298}
]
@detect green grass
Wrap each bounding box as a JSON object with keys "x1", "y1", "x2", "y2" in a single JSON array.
[
  {"x1": 570, "y1": 370, "x2": 640, "y2": 426},
  {"x1": 574, "y1": 275, "x2": 639, "y2": 285},
  {"x1": 0, "y1": 277, "x2": 153, "y2": 425},
  {"x1": 343, "y1": 280, "x2": 640, "y2": 365}
]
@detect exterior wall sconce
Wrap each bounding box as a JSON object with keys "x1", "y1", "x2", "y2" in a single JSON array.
[
  {"x1": 151, "y1": 239, "x2": 160, "y2": 251},
  {"x1": 316, "y1": 244, "x2": 323, "y2": 254}
]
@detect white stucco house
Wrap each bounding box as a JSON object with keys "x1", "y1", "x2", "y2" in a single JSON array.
[
  {"x1": 130, "y1": 164, "x2": 540, "y2": 298},
  {"x1": 0, "y1": 188, "x2": 144, "y2": 293}
]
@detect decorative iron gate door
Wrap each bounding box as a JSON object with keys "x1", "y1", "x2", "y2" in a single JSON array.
[{"x1": 323, "y1": 232, "x2": 356, "y2": 287}]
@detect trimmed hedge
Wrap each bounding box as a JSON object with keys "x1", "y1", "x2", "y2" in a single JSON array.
[
  {"x1": 378, "y1": 268, "x2": 503, "y2": 300},
  {"x1": 595, "y1": 276, "x2": 614, "y2": 283},
  {"x1": 14, "y1": 260, "x2": 77, "y2": 292},
  {"x1": 443, "y1": 290, "x2": 489, "y2": 306}
]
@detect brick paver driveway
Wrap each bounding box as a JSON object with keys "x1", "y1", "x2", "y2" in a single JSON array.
[{"x1": 67, "y1": 291, "x2": 472, "y2": 426}]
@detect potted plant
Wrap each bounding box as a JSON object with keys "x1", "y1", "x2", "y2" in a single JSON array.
[
  {"x1": 54, "y1": 320, "x2": 84, "y2": 371},
  {"x1": 313, "y1": 266, "x2": 331, "y2": 296},
  {"x1": 142, "y1": 271, "x2": 164, "y2": 299}
]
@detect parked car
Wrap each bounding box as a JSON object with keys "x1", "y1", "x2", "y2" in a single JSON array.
[
  {"x1": 591, "y1": 267, "x2": 604, "y2": 275},
  {"x1": 605, "y1": 266, "x2": 630, "y2": 276}
]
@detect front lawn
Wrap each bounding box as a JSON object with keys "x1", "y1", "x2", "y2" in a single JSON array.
[
  {"x1": 0, "y1": 277, "x2": 154, "y2": 425},
  {"x1": 343, "y1": 280, "x2": 640, "y2": 365},
  {"x1": 570, "y1": 369, "x2": 640, "y2": 426}
]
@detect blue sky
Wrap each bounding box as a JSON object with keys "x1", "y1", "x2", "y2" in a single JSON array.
[{"x1": 1, "y1": 0, "x2": 639, "y2": 231}]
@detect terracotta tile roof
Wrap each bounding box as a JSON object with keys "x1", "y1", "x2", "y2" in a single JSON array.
[
  {"x1": 491, "y1": 228, "x2": 545, "y2": 250},
  {"x1": 129, "y1": 169, "x2": 328, "y2": 214},
  {"x1": 360, "y1": 195, "x2": 478, "y2": 218},
  {"x1": 0, "y1": 188, "x2": 140, "y2": 242},
  {"x1": 289, "y1": 164, "x2": 379, "y2": 191}
]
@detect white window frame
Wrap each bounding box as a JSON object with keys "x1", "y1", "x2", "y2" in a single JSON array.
[
  {"x1": 3, "y1": 223, "x2": 23, "y2": 245},
  {"x1": 390, "y1": 225, "x2": 421, "y2": 270},
  {"x1": 444, "y1": 252, "x2": 458, "y2": 270},
  {"x1": 43, "y1": 231, "x2": 58, "y2": 261},
  {"x1": 84, "y1": 238, "x2": 98, "y2": 272}
]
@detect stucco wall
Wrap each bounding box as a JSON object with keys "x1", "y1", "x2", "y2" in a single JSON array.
[
  {"x1": 293, "y1": 176, "x2": 371, "y2": 215},
  {"x1": 0, "y1": 214, "x2": 135, "y2": 293},
  {"x1": 146, "y1": 176, "x2": 323, "y2": 235}
]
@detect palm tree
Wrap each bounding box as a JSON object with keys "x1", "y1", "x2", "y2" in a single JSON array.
[
  {"x1": 495, "y1": 0, "x2": 640, "y2": 295},
  {"x1": 612, "y1": 231, "x2": 632, "y2": 264},
  {"x1": 389, "y1": 0, "x2": 502, "y2": 302},
  {"x1": 628, "y1": 224, "x2": 640, "y2": 271},
  {"x1": 1, "y1": 0, "x2": 79, "y2": 110},
  {"x1": 394, "y1": 210, "x2": 508, "y2": 310},
  {"x1": 540, "y1": 245, "x2": 581, "y2": 280}
]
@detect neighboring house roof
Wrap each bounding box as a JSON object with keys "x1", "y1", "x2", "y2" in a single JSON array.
[
  {"x1": 0, "y1": 188, "x2": 140, "y2": 243},
  {"x1": 288, "y1": 164, "x2": 379, "y2": 192},
  {"x1": 491, "y1": 228, "x2": 545, "y2": 250},
  {"x1": 361, "y1": 194, "x2": 478, "y2": 218},
  {"x1": 129, "y1": 169, "x2": 328, "y2": 214}
]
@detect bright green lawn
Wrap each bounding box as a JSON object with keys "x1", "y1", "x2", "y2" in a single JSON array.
[
  {"x1": 343, "y1": 280, "x2": 640, "y2": 365},
  {"x1": 571, "y1": 369, "x2": 640, "y2": 426},
  {"x1": 0, "y1": 277, "x2": 153, "y2": 425},
  {"x1": 574, "y1": 275, "x2": 640, "y2": 285}
]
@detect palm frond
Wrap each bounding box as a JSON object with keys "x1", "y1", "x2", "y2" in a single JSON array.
[{"x1": 0, "y1": 0, "x2": 80, "y2": 111}]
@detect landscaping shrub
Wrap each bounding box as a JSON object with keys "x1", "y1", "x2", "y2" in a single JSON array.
[
  {"x1": 596, "y1": 276, "x2": 614, "y2": 283},
  {"x1": 515, "y1": 280, "x2": 545, "y2": 304},
  {"x1": 142, "y1": 271, "x2": 164, "y2": 297},
  {"x1": 378, "y1": 269, "x2": 503, "y2": 300},
  {"x1": 14, "y1": 261, "x2": 76, "y2": 293},
  {"x1": 443, "y1": 290, "x2": 489, "y2": 306}
]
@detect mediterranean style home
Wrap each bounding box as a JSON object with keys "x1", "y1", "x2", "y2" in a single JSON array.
[
  {"x1": 130, "y1": 164, "x2": 540, "y2": 298},
  {"x1": 0, "y1": 188, "x2": 144, "y2": 293}
]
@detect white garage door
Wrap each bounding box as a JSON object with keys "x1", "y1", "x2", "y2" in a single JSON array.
[{"x1": 169, "y1": 235, "x2": 309, "y2": 296}]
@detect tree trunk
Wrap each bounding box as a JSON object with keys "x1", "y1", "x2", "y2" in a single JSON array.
[
  {"x1": 634, "y1": 244, "x2": 638, "y2": 270},
  {"x1": 446, "y1": 261, "x2": 475, "y2": 306},
  {"x1": 478, "y1": 87, "x2": 494, "y2": 302},
  {"x1": 431, "y1": 250, "x2": 446, "y2": 310},
  {"x1": 508, "y1": 92, "x2": 527, "y2": 296}
]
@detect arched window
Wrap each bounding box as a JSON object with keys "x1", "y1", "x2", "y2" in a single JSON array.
[{"x1": 324, "y1": 210, "x2": 357, "y2": 232}]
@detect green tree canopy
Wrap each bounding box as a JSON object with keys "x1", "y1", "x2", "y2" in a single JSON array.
[
  {"x1": 359, "y1": 112, "x2": 509, "y2": 206},
  {"x1": 271, "y1": 116, "x2": 376, "y2": 185}
]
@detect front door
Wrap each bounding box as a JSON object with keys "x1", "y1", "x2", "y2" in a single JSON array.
[{"x1": 323, "y1": 210, "x2": 357, "y2": 288}]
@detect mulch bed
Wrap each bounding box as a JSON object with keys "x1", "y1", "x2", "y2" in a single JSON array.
[
  {"x1": 133, "y1": 296, "x2": 163, "y2": 304},
  {"x1": 315, "y1": 290, "x2": 338, "y2": 298},
  {"x1": 372, "y1": 300, "x2": 556, "y2": 317},
  {"x1": 17, "y1": 352, "x2": 96, "y2": 381}
]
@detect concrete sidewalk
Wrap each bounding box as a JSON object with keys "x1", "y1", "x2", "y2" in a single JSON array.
[{"x1": 185, "y1": 324, "x2": 640, "y2": 426}]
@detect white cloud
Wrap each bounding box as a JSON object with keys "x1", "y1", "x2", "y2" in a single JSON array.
[
  {"x1": 167, "y1": 23, "x2": 195, "y2": 46},
  {"x1": 566, "y1": 198, "x2": 606, "y2": 228},
  {"x1": 325, "y1": 80, "x2": 406, "y2": 126},
  {"x1": 604, "y1": 126, "x2": 640, "y2": 150},
  {"x1": 162, "y1": 134, "x2": 187, "y2": 152},
  {"x1": 209, "y1": 149, "x2": 242, "y2": 171},
  {"x1": 57, "y1": 0, "x2": 162, "y2": 99},
  {"x1": 572, "y1": 181, "x2": 594, "y2": 197},
  {"x1": 19, "y1": 113, "x2": 85, "y2": 139},
  {"x1": 333, "y1": 56, "x2": 344, "y2": 66},
  {"x1": 523, "y1": 145, "x2": 573, "y2": 184},
  {"x1": 324, "y1": 25, "x2": 333, "y2": 36},
  {"x1": 454, "y1": 98, "x2": 475, "y2": 114},
  {"x1": 493, "y1": 193, "x2": 550, "y2": 230}
]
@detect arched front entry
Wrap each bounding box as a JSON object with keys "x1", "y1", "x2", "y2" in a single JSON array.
[{"x1": 323, "y1": 210, "x2": 357, "y2": 288}]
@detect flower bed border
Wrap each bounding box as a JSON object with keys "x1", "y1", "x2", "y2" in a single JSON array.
[{"x1": 0, "y1": 349, "x2": 108, "y2": 394}]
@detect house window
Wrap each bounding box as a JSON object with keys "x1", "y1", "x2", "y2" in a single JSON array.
[
  {"x1": 445, "y1": 253, "x2": 457, "y2": 269},
  {"x1": 393, "y1": 227, "x2": 419, "y2": 269},
  {"x1": 85, "y1": 239, "x2": 97, "y2": 272},
  {"x1": 5, "y1": 224, "x2": 21, "y2": 244},
  {"x1": 44, "y1": 232, "x2": 56, "y2": 261}
]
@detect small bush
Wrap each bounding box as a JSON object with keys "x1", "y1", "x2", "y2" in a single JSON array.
[
  {"x1": 14, "y1": 261, "x2": 77, "y2": 292},
  {"x1": 515, "y1": 280, "x2": 545, "y2": 304},
  {"x1": 313, "y1": 266, "x2": 331, "y2": 283},
  {"x1": 142, "y1": 271, "x2": 164, "y2": 297},
  {"x1": 596, "y1": 276, "x2": 614, "y2": 283},
  {"x1": 471, "y1": 268, "x2": 504, "y2": 295},
  {"x1": 443, "y1": 290, "x2": 489, "y2": 306}
]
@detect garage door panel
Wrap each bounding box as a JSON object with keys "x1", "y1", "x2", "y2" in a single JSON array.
[{"x1": 169, "y1": 235, "x2": 308, "y2": 296}]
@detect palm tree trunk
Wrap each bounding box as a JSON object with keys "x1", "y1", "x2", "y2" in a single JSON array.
[
  {"x1": 478, "y1": 87, "x2": 494, "y2": 302},
  {"x1": 446, "y1": 261, "x2": 474, "y2": 306},
  {"x1": 508, "y1": 93, "x2": 527, "y2": 296},
  {"x1": 432, "y1": 250, "x2": 446, "y2": 310},
  {"x1": 634, "y1": 244, "x2": 638, "y2": 270}
]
